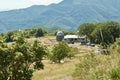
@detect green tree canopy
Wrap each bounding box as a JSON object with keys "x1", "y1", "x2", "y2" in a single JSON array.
[
  {"x1": 50, "y1": 41, "x2": 71, "y2": 63},
  {"x1": 77, "y1": 23, "x2": 96, "y2": 41},
  {"x1": 91, "y1": 21, "x2": 120, "y2": 47},
  {"x1": 5, "y1": 31, "x2": 14, "y2": 42},
  {"x1": 0, "y1": 36, "x2": 48, "y2": 80}
]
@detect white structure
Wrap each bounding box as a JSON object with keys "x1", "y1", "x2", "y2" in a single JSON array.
[{"x1": 64, "y1": 35, "x2": 87, "y2": 44}]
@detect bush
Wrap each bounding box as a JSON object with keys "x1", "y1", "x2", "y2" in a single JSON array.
[
  {"x1": 5, "y1": 31, "x2": 14, "y2": 42},
  {"x1": 50, "y1": 41, "x2": 71, "y2": 63},
  {"x1": 73, "y1": 53, "x2": 106, "y2": 80},
  {"x1": 110, "y1": 67, "x2": 120, "y2": 80},
  {"x1": 74, "y1": 53, "x2": 97, "y2": 75},
  {"x1": 109, "y1": 38, "x2": 120, "y2": 54}
]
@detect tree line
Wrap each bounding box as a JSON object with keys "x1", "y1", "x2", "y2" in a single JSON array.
[
  {"x1": 78, "y1": 21, "x2": 120, "y2": 48},
  {"x1": 0, "y1": 28, "x2": 47, "y2": 43}
]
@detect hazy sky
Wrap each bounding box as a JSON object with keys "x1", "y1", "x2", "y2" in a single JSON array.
[{"x1": 0, "y1": 0, "x2": 63, "y2": 11}]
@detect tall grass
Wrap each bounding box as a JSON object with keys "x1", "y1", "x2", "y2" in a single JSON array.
[{"x1": 73, "y1": 50, "x2": 120, "y2": 80}]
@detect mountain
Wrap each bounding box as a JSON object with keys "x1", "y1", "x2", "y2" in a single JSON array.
[{"x1": 0, "y1": 0, "x2": 120, "y2": 32}]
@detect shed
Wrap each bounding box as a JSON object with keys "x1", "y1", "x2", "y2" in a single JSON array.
[{"x1": 64, "y1": 35, "x2": 87, "y2": 44}]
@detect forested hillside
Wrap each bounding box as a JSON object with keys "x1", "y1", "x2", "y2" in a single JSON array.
[{"x1": 0, "y1": 0, "x2": 120, "y2": 32}]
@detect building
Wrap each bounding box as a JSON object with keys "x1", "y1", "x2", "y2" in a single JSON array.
[
  {"x1": 64, "y1": 35, "x2": 87, "y2": 44},
  {"x1": 56, "y1": 31, "x2": 64, "y2": 42}
]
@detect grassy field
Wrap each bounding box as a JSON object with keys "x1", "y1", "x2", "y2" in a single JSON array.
[
  {"x1": 30, "y1": 36, "x2": 120, "y2": 80},
  {"x1": 32, "y1": 52, "x2": 92, "y2": 80},
  {"x1": 32, "y1": 58, "x2": 79, "y2": 80},
  {"x1": 31, "y1": 36, "x2": 95, "y2": 80}
]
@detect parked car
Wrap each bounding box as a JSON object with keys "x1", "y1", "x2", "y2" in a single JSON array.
[{"x1": 86, "y1": 42, "x2": 95, "y2": 47}]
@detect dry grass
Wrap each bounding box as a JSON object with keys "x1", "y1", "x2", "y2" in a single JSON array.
[
  {"x1": 29, "y1": 36, "x2": 120, "y2": 80},
  {"x1": 32, "y1": 58, "x2": 79, "y2": 80},
  {"x1": 29, "y1": 36, "x2": 96, "y2": 80},
  {"x1": 27, "y1": 36, "x2": 58, "y2": 47},
  {"x1": 32, "y1": 47, "x2": 92, "y2": 80},
  {"x1": 73, "y1": 51, "x2": 120, "y2": 80}
]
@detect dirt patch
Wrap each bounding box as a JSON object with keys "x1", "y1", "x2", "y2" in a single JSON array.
[{"x1": 27, "y1": 36, "x2": 96, "y2": 52}]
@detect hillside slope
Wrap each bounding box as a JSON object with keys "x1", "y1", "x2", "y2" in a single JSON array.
[{"x1": 0, "y1": 0, "x2": 120, "y2": 32}]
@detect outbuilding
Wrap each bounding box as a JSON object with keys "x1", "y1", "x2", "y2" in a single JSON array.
[
  {"x1": 56, "y1": 31, "x2": 64, "y2": 42},
  {"x1": 64, "y1": 35, "x2": 87, "y2": 44}
]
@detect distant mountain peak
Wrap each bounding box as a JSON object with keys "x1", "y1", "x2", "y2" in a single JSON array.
[{"x1": 0, "y1": 0, "x2": 120, "y2": 32}]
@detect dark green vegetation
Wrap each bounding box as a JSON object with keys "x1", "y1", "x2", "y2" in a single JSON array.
[
  {"x1": 50, "y1": 41, "x2": 69, "y2": 63},
  {"x1": 0, "y1": 0, "x2": 120, "y2": 32},
  {"x1": 50, "y1": 41, "x2": 75, "y2": 63},
  {"x1": 78, "y1": 21, "x2": 120, "y2": 48},
  {"x1": 110, "y1": 67, "x2": 120, "y2": 80},
  {"x1": 0, "y1": 36, "x2": 48, "y2": 80},
  {"x1": 0, "y1": 28, "x2": 46, "y2": 43}
]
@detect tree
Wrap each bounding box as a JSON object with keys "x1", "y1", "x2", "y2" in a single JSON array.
[
  {"x1": 0, "y1": 36, "x2": 48, "y2": 80},
  {"x1": 5, "y1": 31, "x2": 14, "y2": 42},
  {"x1": 35, "y1": 28, "x2": 44, "y2": 37},
  {"x1": 50, "y1": 41, "x2": 70, "y2": 63},
  {"x1": 91, "y1": 21, "x2": 120, "y2": 47},
  {"x1": 77, "y1": 23, "x2": 96, "y2": 42}
]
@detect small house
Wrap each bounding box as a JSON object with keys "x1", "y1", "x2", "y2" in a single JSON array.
[{"x1": 64, "y1": 35, "x2": 87, "y2": 44}]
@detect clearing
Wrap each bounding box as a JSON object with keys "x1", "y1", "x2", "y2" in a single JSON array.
[{"x1": 31, "y1": 36, "x2": 96, "y2": 80}]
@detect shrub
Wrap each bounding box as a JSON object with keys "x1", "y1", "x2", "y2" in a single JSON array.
[
  {"x1": 50, "y1": 41, "x2": 71, "y2": 63},
  {"x1": 110, "y1": 67, "x2": 120, "y2": 80}
]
